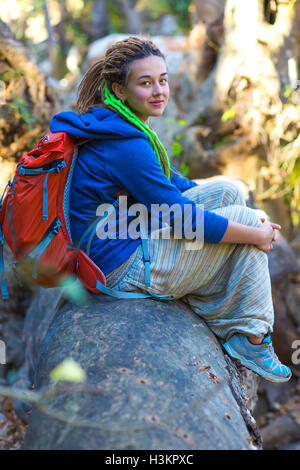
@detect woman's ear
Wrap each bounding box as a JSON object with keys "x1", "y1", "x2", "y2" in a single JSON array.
[{"x1": 111, "y1": 83, "x2": 125, "y2": 102}]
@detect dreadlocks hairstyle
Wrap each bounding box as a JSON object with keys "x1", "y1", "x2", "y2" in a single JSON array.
[{"x1": 76, "y1": 36, "x2": 178, "y2": 179}]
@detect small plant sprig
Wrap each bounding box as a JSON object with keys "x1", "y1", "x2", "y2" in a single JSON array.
[{"x1": 8, "y1": 97, "x2": 38, "y2": 130}]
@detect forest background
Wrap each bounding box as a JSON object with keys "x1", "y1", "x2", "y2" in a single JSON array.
[{"x1": 0, "y1": 0, "x2": 299, "y2": 451}]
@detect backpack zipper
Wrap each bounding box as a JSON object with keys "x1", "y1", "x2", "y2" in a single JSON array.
[{"x1": 27, "y1": 218, "x2": 62, "y2": 279}]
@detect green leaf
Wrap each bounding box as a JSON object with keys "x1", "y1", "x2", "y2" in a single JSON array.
[
  {"x1": 180, "y1": 162, "x2": 190, "y2": 177},
  {"x1": 290, "y1": 157, "x2": 300, "y2": 183},
  {"x1": 284, "y1": 85, "x2": 294, "y2": 98},
  {"x1": 174, "y1": 133, "x2": 184, "y2": 141},
  {"x1": 213, "y1": 140, "x2": 223, "y2": 149},
  {"x1": 221, "y1": 107, "x2": 236, "y2": 122},
  {"x1": 0, "y1": 69, "x2": 24, "y2": 82},
  {"x1": 172, "y1": 141, "x2": 182, "y2": 156},
  {"x1": 50, "y1": 358, "x2": 86, "y2": 383}
]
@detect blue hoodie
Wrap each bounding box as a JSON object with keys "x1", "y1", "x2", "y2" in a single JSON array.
[{"x1": 50, "y1": 107, "x2": 228, "y2": 274}]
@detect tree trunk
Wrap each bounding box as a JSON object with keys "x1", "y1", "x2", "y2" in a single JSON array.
[
  {"x1": 56, "y1": 0, "x2": 69, "y2": 60},
  {"x1": 43, "y1": 0, "x2": 57, "y2": 77},
  {"x1": 89, "y1": 0, "x2": 110, "y2": 42},
  {"x1": 120, "y1": 0, "x2": 142, "y2": 34},
  {"x1": 42, "y1": 0, "x2": 69, "y2": 79}
]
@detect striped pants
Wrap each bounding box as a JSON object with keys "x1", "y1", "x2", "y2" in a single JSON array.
[{"x1": 106, "y1": 179, "x2": 274, "y2": 341}]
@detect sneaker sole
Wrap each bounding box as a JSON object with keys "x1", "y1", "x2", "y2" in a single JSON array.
[{"x1": 223, "y1": 342, "x2": 292, "y2": 383}]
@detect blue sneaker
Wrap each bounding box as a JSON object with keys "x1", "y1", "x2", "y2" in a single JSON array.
[{"x1": 223, "y1": 334, "x2": 292, "y2": 383}]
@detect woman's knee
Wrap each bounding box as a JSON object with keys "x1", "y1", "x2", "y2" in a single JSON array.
[
  {"x1": 221, "y1": 180, "x2": 247, "y2": 207},
  {"x1": 182, "y1": 178, "x2": 247, "y2": 210},
  {"x1": 215, "y1": 204, "x2": 262, "y2": 228}
]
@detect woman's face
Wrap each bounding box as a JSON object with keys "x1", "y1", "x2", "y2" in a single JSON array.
[{"x1": 114, "y1": 55, "x2": 169, "y2": 123}]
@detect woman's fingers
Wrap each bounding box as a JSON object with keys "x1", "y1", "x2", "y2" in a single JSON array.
[
  {"x1": 260, "y1": 218, "x2": 281, "y2": 231},
  {"x1": 270, "y1": 222, "x2": 281, "y2": 230}
]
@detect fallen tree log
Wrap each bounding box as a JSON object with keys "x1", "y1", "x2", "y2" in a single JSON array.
[{"x1": 21, "y1": 289, "x2": 261, "y2": 450}]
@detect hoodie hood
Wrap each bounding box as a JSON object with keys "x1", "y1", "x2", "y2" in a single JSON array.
[{"x1": 49, "y1": 106, "x2": 148, "y2": 141}]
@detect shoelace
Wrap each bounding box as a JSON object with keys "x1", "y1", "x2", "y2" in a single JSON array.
[{"x1": 264, "y1": 343, "x2": 284, "y2": 371}]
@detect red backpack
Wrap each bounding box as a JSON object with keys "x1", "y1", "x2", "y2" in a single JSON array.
[
  {"x1": 0, "y1": 130, "x2": 109, "y2": 299},
  {"x1": 0, "y1": 130, "x2": 174, "y2": 302}
]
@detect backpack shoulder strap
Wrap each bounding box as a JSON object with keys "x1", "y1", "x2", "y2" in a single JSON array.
[{"x1": 0, "y1": 226, "x2": 8, "y2": 299}]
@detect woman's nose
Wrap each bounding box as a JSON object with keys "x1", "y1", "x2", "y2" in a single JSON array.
[{"x1": 152, "y1": 82, "x2": 163, "y2": 95}]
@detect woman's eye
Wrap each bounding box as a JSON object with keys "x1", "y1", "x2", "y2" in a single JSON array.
[{"x1": 140, "y1": 78, "x2": 168, "y2": 86}]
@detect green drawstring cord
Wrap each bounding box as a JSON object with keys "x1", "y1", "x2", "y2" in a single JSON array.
[{"x1": 103, "y1": 86, "x2": 171, "y2": 179}]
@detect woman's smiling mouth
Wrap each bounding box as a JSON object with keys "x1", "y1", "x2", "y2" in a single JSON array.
[{"x1": 150, "y1": 100, "x2": 164, "y2": 106}]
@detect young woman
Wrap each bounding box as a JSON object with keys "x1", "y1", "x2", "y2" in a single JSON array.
[{"x1": 50, "y1": 37, "x2": 291, "y2": 383}]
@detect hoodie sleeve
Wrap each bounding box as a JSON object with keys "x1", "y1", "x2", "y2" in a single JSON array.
[
  {"x1": 170, "y1": 165, "x2": 198, "y2": 193},
  {"x1": 104, "y1": 137, "x2": 228, "y2": 243}
]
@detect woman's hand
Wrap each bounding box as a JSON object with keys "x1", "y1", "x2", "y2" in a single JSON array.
[
  {"x1": 255, "y1": 218, "x2": 281, "y2": 254},
  {"x1": 220, "y1": 217, "x2": 281, "y2": 253}
]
